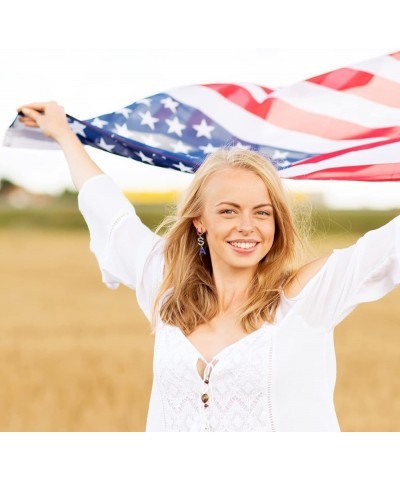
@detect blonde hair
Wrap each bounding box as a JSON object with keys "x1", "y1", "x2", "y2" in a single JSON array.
[{"x1": 151, "y1": 147, "x2": 312, "y2": 336}]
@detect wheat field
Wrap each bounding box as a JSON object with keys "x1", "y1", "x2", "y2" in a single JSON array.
[{"x1": 0, "y1": 228, "x2": 399, "y2": 431}]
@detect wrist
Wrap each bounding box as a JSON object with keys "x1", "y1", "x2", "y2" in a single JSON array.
[{"x1": 53, "y1": 127, "x2": 79, "y2": 145}]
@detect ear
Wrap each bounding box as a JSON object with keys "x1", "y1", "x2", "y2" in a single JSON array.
[{"x1": 192, "y1": 217, "x2": 203, "y2": 232}]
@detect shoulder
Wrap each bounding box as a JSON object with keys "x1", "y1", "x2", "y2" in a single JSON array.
[{"x1": 283, "y1": 254, "x2": 331, "y2": 299}]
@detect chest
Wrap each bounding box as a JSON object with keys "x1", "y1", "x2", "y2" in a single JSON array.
[
  {"x1": 155, "y1": 320, "x2": 273, "y2": 386},
  {"x1": 152, "y1": 323, "x2": 275, "y2": 432},
  {"x1": 186, "y1": 325, "x2": 248, "y2": 378},
  {"x1": 185, "y1": 319, "x2": 262, "y2": 378}
]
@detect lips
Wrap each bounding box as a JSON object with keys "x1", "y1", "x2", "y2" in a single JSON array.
[
  {"x1": 227, "y1": 241, "x2": 259, "y2": 253},
  {"x1": 227, "y1": 239, "x2": 260, "y2": 244}
]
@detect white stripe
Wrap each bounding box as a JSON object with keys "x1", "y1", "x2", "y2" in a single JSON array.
[
  {"x1": 351, "y1": 55, "x2": 400, "y2": 84},
  {"x1": 279, "y1": 142, "x2": 400, "y2": 178},
  {"x1": 233, "y1": 82, "x2": 270, "y2": 103},
  {"x1": 2, "y1": 121, "x2": 61, "y2": 150},
  {"x1": 167, "y1": 85, "x2": 388, "y2": 153},
  {"x1": 271, "y1": 81, "x2": 400, "y2": 128}
]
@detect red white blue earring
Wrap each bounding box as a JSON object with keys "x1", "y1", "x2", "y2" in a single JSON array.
[{"x1": 197, "y1": 229, "x2": 207, "y2": 256}]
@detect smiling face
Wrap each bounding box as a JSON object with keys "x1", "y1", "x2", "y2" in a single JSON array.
[{"x1": 193, "y1": 168, "x2": 276, "y2": 275}]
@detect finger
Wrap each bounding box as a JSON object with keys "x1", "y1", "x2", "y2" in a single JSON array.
[
  {"x1": 17, "y1": 103, "x2": 46, "y2": 113},
  {"x1": 22, "y1": 122, "x2": 39, "y2": 128},
  {"x1": 20, "y1": 107, "x2": 42, "y2": 121},
  {"x1": 19, "y1": 119, "x2": 38, "y2": 127}
]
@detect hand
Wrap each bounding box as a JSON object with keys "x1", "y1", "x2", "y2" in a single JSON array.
[{"x1": 16, "y1": 101, "x2": 72, "y2": 142}]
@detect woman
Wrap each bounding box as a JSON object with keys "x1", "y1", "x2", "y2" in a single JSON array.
[{"x1": 17, "y1": 101, "x2": 400, "y2": 432}]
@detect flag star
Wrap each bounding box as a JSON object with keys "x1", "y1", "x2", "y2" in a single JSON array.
[
  {"x1": 138, "y1": 110, "x2": 160, "y2": 130},
  {"x1": 115, "y1": 107, "x2": 132, "y2": 119},
  {"x1": 69, "y1": 121, "x2": 87, "y2": 137},
  {"x1": 160, "y1": 97, "x2": 179, "y2": 113},
  {"x1": 137, "y1": 151, "x2": 155, "y2": 165},
  {"x1": 140, "y1": 134, "x2": 161, "y2": 148},
  {"x1": 199, "y1": 143, "x2": 218, "y2": 154},
  {"x1": 165, "y1": 116, "x2": 186, "y2": 137},
  {"x1": 235, "y1": 142, "x2": 251, "y2": 149},
  {"x1": 113, "y1": 123, "x2": 132, "y2": 138},
  {"x1": 172, "y1": 161, "x2": 194, "y2": 173},
  {"x1": 192, "y1": 119, "x2": 215, "y2": 139},
  {"x1": 136, "y1": 98, "x2": 152, "y2": 107},
  {"x1": 272, "y1": 149, "x2": 289, "y2": 160},
  {"x1": 91, "y1": 118, "x2": 108, "y2": 128},
  {"x1": 276, "y1": 160, "x2": 291, "y2": 168},
  {"x1": 170, "y1": 140, "x2": 191, "y2": 154},
  {"x1": 98, "y1": 137, "x2": 115, "y2": 152}
]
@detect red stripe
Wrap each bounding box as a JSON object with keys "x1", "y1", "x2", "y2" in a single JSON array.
[
  {"x1": 307, "y1": 67, "x2": 400, "y2": 108},
  {"x1": 390, "y1": 52, "x2": 400, "y2": 61},
  {"x1": 308, "y1": 68, "x2": 373, "y2": 90},
  {"x1": 204, "y1": 83, "x2": 274, "y2": 117},
  {"x1": 262, "y1": 97, "x2": 400, "y2": 140},
  {"x1": 292, "y1": 136, "x2": 400, "y2": 166},
  {"x1": 286, "y1": 162, "x2": 400, "y2": 182},
  {"x1": 260, "y1": 86, "x2": 274, "y2": 94},
  {"x1": 205, "y1": 84, "x2": 400, "y2": 141}
]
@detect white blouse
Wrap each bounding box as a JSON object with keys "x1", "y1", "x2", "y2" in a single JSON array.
[{"x1": 77, "y1": 173, "x2": 400, "y2": 432}]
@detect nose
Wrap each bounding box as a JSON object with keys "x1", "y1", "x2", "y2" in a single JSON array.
[
  {"x1": 237, "y1": 215, "x2": 255, "y2": 233},
  {"x1": 237, "y1": 225, "x2": 254, "y2": 233}
]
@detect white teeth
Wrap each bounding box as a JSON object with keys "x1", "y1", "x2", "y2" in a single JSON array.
[{"x1": 229, "y1": 242, "x2": 257, "y2": 249}]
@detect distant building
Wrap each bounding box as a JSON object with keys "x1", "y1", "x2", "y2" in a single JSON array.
[{"x1": 0, "y1": 180, "x2": 54, "y2": 209}]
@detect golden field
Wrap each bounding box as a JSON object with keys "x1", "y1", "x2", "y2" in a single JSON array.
[{"x1": 0, "y1": 227, "x2": 399, "y2": 432}]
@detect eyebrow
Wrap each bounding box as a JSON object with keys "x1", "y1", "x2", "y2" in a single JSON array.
[{"x1": 215, "y1": 201, "x2": 273, "y2": 209}]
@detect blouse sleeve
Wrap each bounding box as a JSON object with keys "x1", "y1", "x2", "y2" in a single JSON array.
[
  {"x1": 283, "y1": 215, "x2": 400, "y2": 331},
  {"x1": 77, "y1": 174, "x2": 165, "y2": 321}
]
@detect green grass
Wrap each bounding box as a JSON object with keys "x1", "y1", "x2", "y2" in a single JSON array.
[
  {"x1": 309, "y1": 208, "x2": 400, "y2": 235},
  {"x1": 0, "y1": 204, "x2": 169, "y2": 231},
  {"x1": 0, "y1": 198, "x2": 398, "y2": 235}
]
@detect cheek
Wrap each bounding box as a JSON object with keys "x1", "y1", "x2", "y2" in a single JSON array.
[{"x1": 264, "y1": 220, "x2": 275, "y2": 235}]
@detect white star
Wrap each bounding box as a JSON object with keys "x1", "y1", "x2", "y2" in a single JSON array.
[
  {"x1": 199, "y1": 143, "x2": 218, "y2": 154},
  {"x1": 160, "y1": 97, "x2": 179, "y2": 113},
  {"x1": 137, "y1": 151, "x2": 155, "y2": 165},
  {"x1": 136, "y1": 98, "x2": 152, "y2": 107},
  {"x1": 113, "y1": 123, "x2": 132, "y2": 138},
  {"x1": 98, "y1": 138, "x2": 115, "y2": 152},
  {"x1": 69, "y1": 121, "x2": 87, "y2": 137},
  {"x1": 172, "y1": 161, "x2": 194, "y2": 173},
  {"x1": 276, "y1": 160, "x2": 291, "y2": 168},
  {"x1": 271, "y1": 149, "x2": 289, "y2": 161},
  {"x1": 165, "y1": 116, "x2": 186, "y2": 137},
  {"x1": 138, "y1": 110, "x2": 159, "y2": 130},
  {"x1": 115, "y1": 107, "x2": 132, "y2": 119},
  {"x1": 170, "y1": 140, "x2": 191, "y2": 154},
  {"x1": 235, "y1": 142, "x2": 251, "y2": 150},
  {"x1": 140, "y1": 134, "x2": 161, "y2": 148},
  {"x1": 192, "y1": 119, "x2": 215, "y2": 139},
  {"x1": 91, "y1": 118, "x2": 108, "y2": 128}
]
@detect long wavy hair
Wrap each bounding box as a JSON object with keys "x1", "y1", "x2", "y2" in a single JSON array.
[{"x1": 151, "y1": 147, "x2": 312, "y2": 336}]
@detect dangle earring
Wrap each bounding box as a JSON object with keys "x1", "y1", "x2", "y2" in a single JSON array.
[{"x1": 197, "y1": 229, "x2": 207, "y2": 256}]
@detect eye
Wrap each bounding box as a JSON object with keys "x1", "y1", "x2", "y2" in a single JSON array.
[
  {"x1": 257, "y1": 211, "x2": 272, "y2": 216},
  {"x1": 220, "y1": 209, "x2": 272, "y2": 216}
]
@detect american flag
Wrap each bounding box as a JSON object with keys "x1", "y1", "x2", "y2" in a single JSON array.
[{"x1": 4, "y1": 51, "x2": 400, "y2": 181}]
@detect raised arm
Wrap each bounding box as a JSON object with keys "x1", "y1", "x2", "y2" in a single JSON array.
[
  {"x1": 17, "y1": 101, "x2": 103, "y2": 191},
  {"x1": 283, "y1": 215, "x2": 400, "y2": 331},
  {"x1": 17, "y1": 101, "x2": 165, "y2": 324}
]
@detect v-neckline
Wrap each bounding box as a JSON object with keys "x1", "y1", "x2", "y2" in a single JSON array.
[{"x1": 173, "y1": 322, "x2": 269, "y2": 364}]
